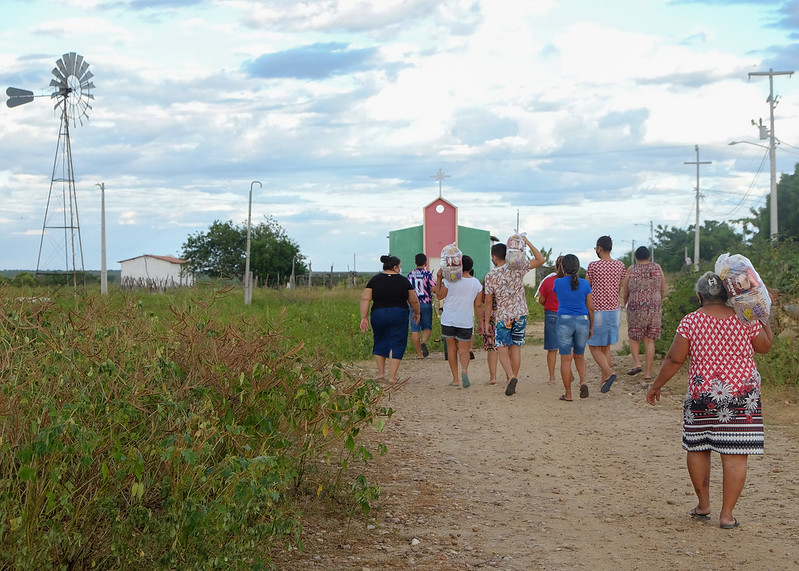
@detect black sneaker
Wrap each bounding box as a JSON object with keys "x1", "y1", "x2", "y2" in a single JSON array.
[{"x1": 421, "y1": 342, "x2": 429, "y2": 358}]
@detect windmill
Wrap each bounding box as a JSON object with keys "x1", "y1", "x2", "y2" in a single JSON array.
[{"x1": 6, "y1": 52, "x2": 95, "y2": 286}]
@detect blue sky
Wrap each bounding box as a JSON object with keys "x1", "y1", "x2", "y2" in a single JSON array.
[{"x1": 3, "y1": 0, "x2": 799, "y2": 274}]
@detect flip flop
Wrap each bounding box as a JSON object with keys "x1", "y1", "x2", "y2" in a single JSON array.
[
  {"x1": 448, "y1": 382, "x2": 460, "y2": 387},
  {"x1": 627, "y1": 366, "x2": 642, "y2": 375},
  {"x1": 600, "y1": 374, "x2": 617, "y2": 393},
  {"x1": 720, "y1": 518, "x2": 740, "y2": 529},
  {"x1": 559, "y1": 395, "x2": 573, "y2": 402},
  {"x1": 505, "y1": 377, "x2": 518, "y2": 396},
  {"x1": 580, "y1": 384, "x2": 589, "y2": 399},
  {"x1": 689, "y1": 509, "x2": 711, "y2": 521},
  {"x1": 421, "y1": 342, "x2": 429, "y2": 357},
  {"x1": 487, "y1": 380, "x2": 497, "y2": 385},
  {"x1": 461, "y1": 373, "x2": 471, "y2": 388}
]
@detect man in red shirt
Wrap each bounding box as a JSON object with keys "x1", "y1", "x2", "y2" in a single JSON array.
[{"x1": 537, "y1": 256, "x2": 564, "y2": 385}]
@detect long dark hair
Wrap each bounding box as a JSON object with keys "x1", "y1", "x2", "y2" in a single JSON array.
[
  {"x1": 561, "y1": 254, "x2": 581, "y2": 290},
  {"x1": 380, "y1": 254, "x2": 401, "y2": 271}
]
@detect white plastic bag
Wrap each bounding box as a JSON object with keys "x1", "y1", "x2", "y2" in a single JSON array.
[
  {"x1": 506, "y1": 232, "x2": 528, "y2": 270},
  {"x1": 714, "y1": 253, "x2": 771, "y2": 323},
  {"x1": 440, "y1": 242, "x2": 463, "y2": 281}
]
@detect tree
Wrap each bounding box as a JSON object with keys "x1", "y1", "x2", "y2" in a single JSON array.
[
  {"x1": 181, "y1": 217, "x2": 305, "y2": 280},
  {"x1": 653, "y1": 220, "x2": 744, "y2": 272},
  {"x1": 750, "y1": 162, "x2": 799, "y2": 242}
]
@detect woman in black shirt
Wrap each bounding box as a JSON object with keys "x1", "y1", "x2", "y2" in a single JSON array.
[{"x1": 360, "y1": 255, "x2": 421, "y2": 383}]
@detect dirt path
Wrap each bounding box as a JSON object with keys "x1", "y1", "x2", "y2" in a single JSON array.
[{"x1": 277, "y1": 322, "x2": 799, "y2": 570}]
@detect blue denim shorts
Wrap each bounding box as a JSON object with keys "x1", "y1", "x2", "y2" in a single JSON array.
[
  {"x1": 410, "y1": 302, "x2": 433, "y2": 332},
  {"x1": 494, "y1": 315, "x2": 527, "y2": 347},
  {"x1": 587, "y1": 309, "x2": 621, "y2": 346},
  {"x1": 543, "y1": 310, "x2": 558, "y2": 351},
  {"x1": 556, "y1": 314, "x2": 590, "y2": 355}
]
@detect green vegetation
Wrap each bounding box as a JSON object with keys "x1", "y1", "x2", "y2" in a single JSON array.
[
  {"x1": 182, "y1": 217, "x2": 304, "y2": 282},
  {"x1": 0, "y1": 286, "x2": 391, "y2": 568}
]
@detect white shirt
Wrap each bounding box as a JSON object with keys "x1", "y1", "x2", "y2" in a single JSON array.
[{"x1": 440, "y1": 276, "x2": 484, "y2": 328}]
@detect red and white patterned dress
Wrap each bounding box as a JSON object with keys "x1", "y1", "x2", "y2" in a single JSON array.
[
  {"x1": 676, "y1": 311, "x2": 764, "y2": 455},
  {"x1": 625, "y1": 262, "x2": 664, "y2": 341}
]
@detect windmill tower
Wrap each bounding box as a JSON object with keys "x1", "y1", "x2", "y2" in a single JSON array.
[{"x1": 6, "y1": 52, "x2": 95, "y2": 287}]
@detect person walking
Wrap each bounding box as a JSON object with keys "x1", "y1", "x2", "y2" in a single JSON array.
[
  {"x1": 622, "y1": 246, "x2": 667, "y2": 380},
  {"x1": 646, "y1": 271, "x2": 773, "y2": 529},
  {"x1": 552, "y1": 254, "x2": 593, "y2": 401},
  {"x1": 482, "y1": 234, "x2": 545, "y2": 396},
  {"x1": 537, "y1": 256, "x2": 564, "y2": 384},
  {"x1": 360, "y1": 255, "x2": 420, "y2": 383},
  {"x1": 435, "y1": 255, "x2": 483, "y2": 388},
  {"x1": 407, "y1": 253, "x2": 436, "y2": 359},
  {"x1": 586, "y1": 235, "x2": 626, "y2": 393}
]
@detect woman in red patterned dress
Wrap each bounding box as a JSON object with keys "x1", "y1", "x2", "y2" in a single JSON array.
[
  {"x1": 622, "y1": 246, "x2": 667, "y2": 380},
  {"x1": 646, "y1": 271, "x2": 773, "y2": 529}
]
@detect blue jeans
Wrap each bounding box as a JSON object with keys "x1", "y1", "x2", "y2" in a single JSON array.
[{"x1": 556, "y1": 314, "x2": 590, "y2": 356}]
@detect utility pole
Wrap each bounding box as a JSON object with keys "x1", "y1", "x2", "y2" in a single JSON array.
[
  {"x1": 749, "y1": 68, "x2": 793, "y2": 242},
  {"x1": 684, "y1": 146, "x2": 711, "y2": 272}
]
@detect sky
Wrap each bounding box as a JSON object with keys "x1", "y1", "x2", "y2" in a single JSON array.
[{"x1": 3, "y1": 0, "x2": 799, "y2": 274}]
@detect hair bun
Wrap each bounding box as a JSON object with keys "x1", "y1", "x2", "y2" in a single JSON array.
[{"x1": 380, "y1": 254, "x2": 390, "y2": 263}]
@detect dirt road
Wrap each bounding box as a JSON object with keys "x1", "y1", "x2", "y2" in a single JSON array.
[{"x1": 277, "y1": 322, "x2": 799, "y2": 570}]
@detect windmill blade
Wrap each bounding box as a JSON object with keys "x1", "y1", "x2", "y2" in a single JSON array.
[
  {"x1": 78, "y1": 61, "x2": 90, "y2": 80},
  {"x1": 64, "y1": 52, "x2": 76, "y2": 76},
  {"x1": 55, "y1": 56, "x2": 68, "y2": 80},
  {"x1": 74, "y1": 53, "x2": 84, "y2": 76},
  {"x1": 51, "y1": 66, "x2": 66, "y2": 85},
  {"x1": 83, "y1": 81, "x2": 96, "y2": 91}
]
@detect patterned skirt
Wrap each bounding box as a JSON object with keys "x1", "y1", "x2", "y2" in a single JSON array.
[{"x1": 682, "y1": 380, "x2": 763, "y2": 455}]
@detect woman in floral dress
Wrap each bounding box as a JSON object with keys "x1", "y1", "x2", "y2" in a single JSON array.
[
  {"x1": 646, "y1": 271, "x2": 773, "y2": 529},
  {"x1": 622, "y1": 246, "x2": 667, "y2": 380}
]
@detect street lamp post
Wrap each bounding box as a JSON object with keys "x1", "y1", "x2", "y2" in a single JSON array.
[
  {"x1": 97, "y1": 182, "x2": 107, "y2": 295},
  {"x1": 244, "y1": 180, "x2": 262, "y2": 305}
]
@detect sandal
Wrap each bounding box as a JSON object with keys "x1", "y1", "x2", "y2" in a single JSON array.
[
  {"x1": 559, "y1": 395, "x2": 573, "y2": 402},
  {"x1": 579, "y1": 384, "x2": 589, "y2": 399},
  {"x1": 627, "y1": 366, "x2": 642, "y2": 375}
]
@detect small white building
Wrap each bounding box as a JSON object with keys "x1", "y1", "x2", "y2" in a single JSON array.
[{"x1": 118, "y1": 254, "x2": 194, "y2": 290}]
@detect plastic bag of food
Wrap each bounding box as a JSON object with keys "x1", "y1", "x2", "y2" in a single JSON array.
[
  {"x1": 506, "y1": 232, "x2": 529, "y2": 270},
  {"x1": 714, "y1": 253, "x2": 771, "y2": 322},
  {"x1": 440, "y1": 242, "x2": 463, "y2": 281}
]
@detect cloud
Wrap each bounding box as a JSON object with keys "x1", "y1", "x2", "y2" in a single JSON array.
[{"x1": 242, "y1": 42, "x2": 381, "y2": 80}]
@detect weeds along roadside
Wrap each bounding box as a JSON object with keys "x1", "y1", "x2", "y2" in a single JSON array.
[{"x1": 0, "y1": 285, "x2": 394, "y2": 568}]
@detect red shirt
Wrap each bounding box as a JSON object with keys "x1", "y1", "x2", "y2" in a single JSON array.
[{"x1": 538, "y1": 274, "x2": 559, "y2": 312}]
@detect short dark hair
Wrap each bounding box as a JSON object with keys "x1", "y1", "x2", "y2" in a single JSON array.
[
  {"x1": 635, "y1": 246, "x2": 650, "y2": 261},
  {"x1": 596, "y1": 235, "x2": 613, "y2": 252},
  {"x1": 491, "y1": 243, "x2": 507, "y2": 260},
  {"x1": 462, "y1": 255, "x2": 474, "y2": 273},
  {"x1": 414, "y1": 253, "x2": 427, "y2": 267}
]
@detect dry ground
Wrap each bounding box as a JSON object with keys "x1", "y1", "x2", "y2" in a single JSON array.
[{"x1": 274, "y1": 320, "x2": 799, "y2": 570}]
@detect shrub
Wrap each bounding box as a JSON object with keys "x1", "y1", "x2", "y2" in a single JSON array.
[{"x1": 0, "y1": 288, "x2": 391, "y2": 568}]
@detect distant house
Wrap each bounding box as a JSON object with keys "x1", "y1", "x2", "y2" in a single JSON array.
[{"x1": 118, "y1": 255, "x2": 194, "y2": 290}]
